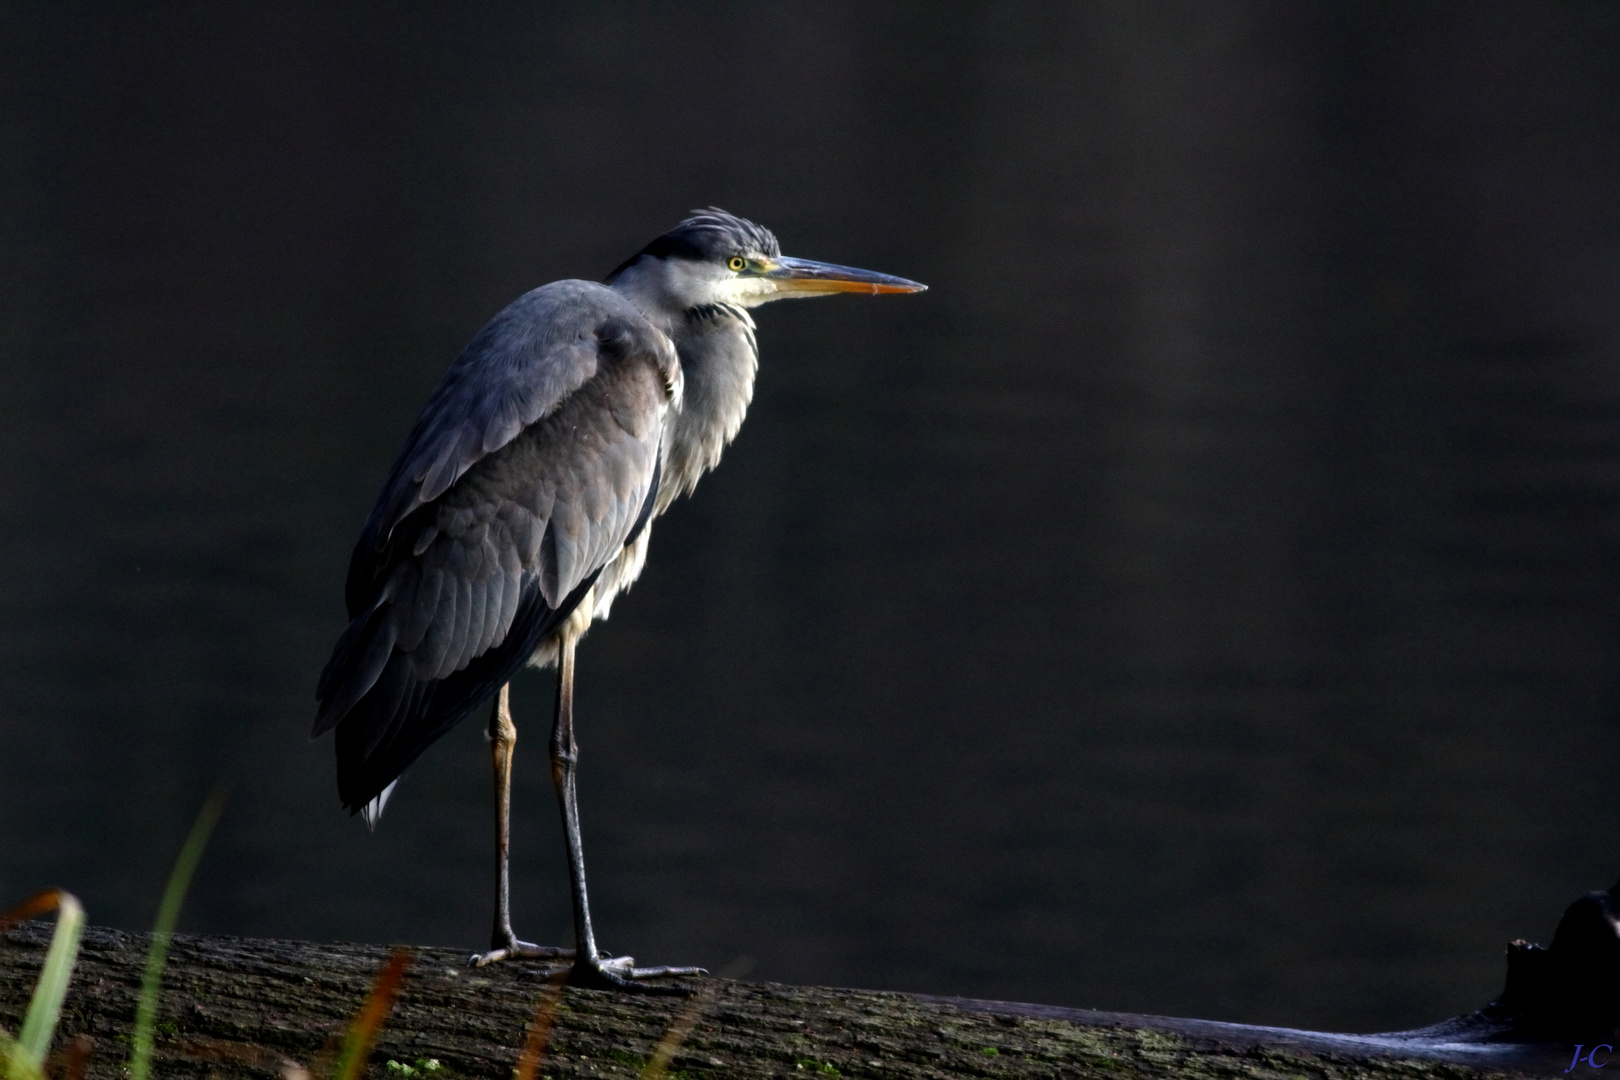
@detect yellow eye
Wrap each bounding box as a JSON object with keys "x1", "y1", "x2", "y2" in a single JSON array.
[{"x1": 728, "y1": 256, "x2": 746, "y2": 272}]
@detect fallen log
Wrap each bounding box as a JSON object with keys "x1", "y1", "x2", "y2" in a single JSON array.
[{"x1": 0, "y1": 898, "x2": 1607, "y2": 1080}]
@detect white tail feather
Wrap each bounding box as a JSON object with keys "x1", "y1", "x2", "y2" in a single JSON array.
[{"x1": 361, "y1": 779, "x2": 400, "y2": 831}]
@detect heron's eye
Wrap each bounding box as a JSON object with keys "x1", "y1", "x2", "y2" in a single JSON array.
[{"x1": 728, "y1": 256, "x2": 746, "y2": 272}]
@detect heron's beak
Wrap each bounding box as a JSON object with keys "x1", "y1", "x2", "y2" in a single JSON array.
[{"x1": 763, "y1": 256, "x2": 927, "y2": 296}]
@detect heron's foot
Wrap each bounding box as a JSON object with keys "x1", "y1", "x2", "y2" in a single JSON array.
[
  {"x1": 469, "y1": 939, "x2": 575, "y2": 968},
  {"x1": 568, "y1": 954, "x2": 708, "y2": 995}
]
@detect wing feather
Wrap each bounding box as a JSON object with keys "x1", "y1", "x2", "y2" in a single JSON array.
[
  {"x1": 398, "y1": 566, "x2": 439, "y2": 652},
  {"x1": 415, "y1": 568, "x2": 456, "y2": 680},
  {"x1": 447, "y1": 575, "x2": 473, "y2": 677}
]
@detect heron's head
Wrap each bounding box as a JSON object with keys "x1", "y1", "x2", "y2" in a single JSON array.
[{"x1": 607, "y1": 208, "x2": 925, "y2": 316}]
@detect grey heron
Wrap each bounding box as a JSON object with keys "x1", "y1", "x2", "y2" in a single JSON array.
[{"x1": 313, "y1": 210, "x2": 925, "y2": 990}]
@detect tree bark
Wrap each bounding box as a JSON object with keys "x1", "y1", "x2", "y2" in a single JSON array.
[{"x1": 0, "y1": 924, "x2": 1573, "y2": 1078}]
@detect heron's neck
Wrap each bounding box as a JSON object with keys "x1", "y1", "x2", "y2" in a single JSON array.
[{"x1": 657, "y1": 302, "x2": 759, "y2": 508}]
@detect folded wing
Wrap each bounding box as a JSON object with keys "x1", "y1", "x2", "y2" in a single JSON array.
[{"x1": 314, "y1": 280, "x2": 678, "y2": 813}]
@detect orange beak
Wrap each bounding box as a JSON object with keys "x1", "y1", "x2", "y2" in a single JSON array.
[{"x1": 762, "y1": 256, "x2": 927, "y2": 296}]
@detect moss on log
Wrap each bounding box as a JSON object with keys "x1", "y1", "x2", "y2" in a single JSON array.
[{"x1": 0, "y1": 924, "x2": 1574, "y2": 1078}]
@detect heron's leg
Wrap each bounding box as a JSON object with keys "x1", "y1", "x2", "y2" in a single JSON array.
[
  {"x1": 470, "y1": 683, "x2": 572, "y2": 967},
  {"x1": 550, "y1": 633, "x2": 704, "y2": 992}
]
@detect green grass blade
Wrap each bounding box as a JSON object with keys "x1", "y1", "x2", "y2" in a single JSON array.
[
  {"x1": 15, "y1": 891, "x2": 84, "y2": 1069},
  {"x1": 1, "y1": 1029, "x2": 48, "y2": 1080},
  {"x1": 128, "y1": 784, "x2": 228, "y2": 1080}
]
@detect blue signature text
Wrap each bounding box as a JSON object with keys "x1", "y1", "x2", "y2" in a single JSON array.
[{"x1": 1570, "y1": 1045, "x2": 1615, "y2": 1072}]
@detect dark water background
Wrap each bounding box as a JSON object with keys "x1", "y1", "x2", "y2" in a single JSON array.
[{"x1": 4, "y1": 1, "x2": 1620, "y2": 1034}]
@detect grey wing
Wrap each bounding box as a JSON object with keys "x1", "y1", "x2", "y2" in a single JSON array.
[
  {"x1": 344, "y1": 279, "x2": 678, "y2": 613},
  {"x1": 315, "y1": 281, "x2": 678, "y2": 811},
  {"x1": 393, "y1": 353, "x2": 669, "y2": 682}
]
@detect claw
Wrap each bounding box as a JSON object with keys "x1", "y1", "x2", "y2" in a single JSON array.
[
  {"x1": 469, "y1": 940, "x2": 574, "y2": 968},
  {"x1": 597, "y1": 954, "x2": 707, "y2": 979},
  {"x1": 631, "y1": 965, "x2": 708, "y2": 978}
]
